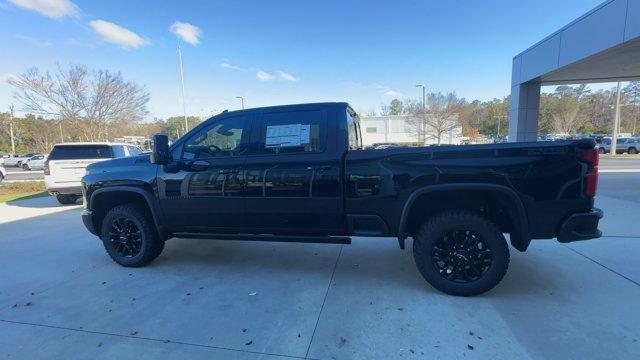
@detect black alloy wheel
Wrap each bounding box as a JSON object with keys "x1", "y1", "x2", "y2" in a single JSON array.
[
  {"x1": 431, "y1": 230, "x2": 492, "y2": 283},
  {"x1": 108, "y1": 217, "x2": 143, "y2": 258}
]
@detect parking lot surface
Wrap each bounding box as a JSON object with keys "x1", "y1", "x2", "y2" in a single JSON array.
[{"x1": 0, "y1": 174, "x2": 638, "y2": 359}]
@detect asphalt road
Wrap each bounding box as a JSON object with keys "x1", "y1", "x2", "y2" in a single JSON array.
[{"x1": 0, "y1": 174, "x2": 638, "y2": 358}]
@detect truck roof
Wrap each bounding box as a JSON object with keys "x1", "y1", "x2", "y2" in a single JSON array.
[{"x1": 217, "y1": 102, "x2": 351, "y2": 117}]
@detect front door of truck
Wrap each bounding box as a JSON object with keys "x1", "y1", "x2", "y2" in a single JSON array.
[
  {"x1": 242, "y1": 108, "x2": 344, "y2": 235},
  {"x1": 157, "y1": 114, "x2": 251, "y2": 232}
]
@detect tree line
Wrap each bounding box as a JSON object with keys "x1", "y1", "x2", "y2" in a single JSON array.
[
  {"x1": 379, "y1": 82, "x2": 640, "y2": 142},
  {"x1": 1, "y1": 63, "x2": 639, "y2": 153}
]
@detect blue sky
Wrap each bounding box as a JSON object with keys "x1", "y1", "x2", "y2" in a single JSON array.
[{"x1": 0, "y1": 0, "x2": 605, "y2": 119}]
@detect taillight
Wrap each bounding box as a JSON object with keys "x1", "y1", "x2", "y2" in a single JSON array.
[
  {"x1": 579, "y1": 149, "x2": 598, "y2": 197},
  {"x1": 44, "y1": 160, "x2": 50, "y2": 175}
]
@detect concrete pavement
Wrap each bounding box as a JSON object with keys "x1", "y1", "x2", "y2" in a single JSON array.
[{"x1": 0, "y1": 187, "x2": 638, "y2": 359}]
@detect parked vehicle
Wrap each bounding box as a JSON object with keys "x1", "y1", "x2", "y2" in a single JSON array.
[
  {"x1": 81, "y1": 103, "x2": 602, "y2": 296},
  {"x1": 0, "y1": 159, "x2": 5, "y2": 184},
  {"x1": 45, "y1": 142, "x2": 142, "y2": 205},
  {"x1": 22, "y1": 154, "x2": 47, "y2": 171},
  {"x1": 597, "y1": 137, "x2": 640, "y2": 154},
  {"x1": 4, "y1": 153, "x2": 37, "y2": 167}
]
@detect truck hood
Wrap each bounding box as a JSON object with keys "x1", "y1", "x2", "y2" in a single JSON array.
[{"x1": 86, "y1": 154, "x2": 151, "y2": 173}]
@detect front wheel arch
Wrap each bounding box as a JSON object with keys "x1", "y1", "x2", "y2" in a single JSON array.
[{"x1": 90, "y1": 187, "x2": 167, "y2": 240}]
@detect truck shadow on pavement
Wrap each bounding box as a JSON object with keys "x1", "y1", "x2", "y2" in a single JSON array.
[{"x1": 148, "y1": 237, "x2": 542, "y2": 297}]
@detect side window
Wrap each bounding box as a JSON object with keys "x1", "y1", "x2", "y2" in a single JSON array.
[
  {"x1": 253, "y1": 110, "x2": 325, "y2": 155},
  {"x1": 182, "y1": 116, "x2": 248, "y2": 160},
  {"x1": 112, "y1": 146, "x2": 126, "y2": 158},
  {"x1": 127, "y1": 146, "x2": 141, "y2": 156},
  {"x1": 347, "y1": 111, "x2": 361, "y2": 150}
]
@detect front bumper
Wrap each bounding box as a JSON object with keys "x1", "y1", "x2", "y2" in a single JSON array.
[
  {"x1": 81, "y1": 209, "x2": 97, "y2": 235},
  {"x1": 557, "y1": 208, "x2": 603, "y2": 243}
]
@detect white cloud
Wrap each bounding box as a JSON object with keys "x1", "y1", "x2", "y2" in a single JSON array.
[
  {"x1": 9, "y1": 0, "x2": 78, "y2": 19},
  {"x1": 256, "y1": 70, "x2": 274, "y2": 82},
  {"x1": 89, "y1": 20, "x2": 147, "y2": 49},
  {"x1": 14, "y1": 34, "x2": 53, "y2": 47},
  {"x1": 382, "y1": 90, "x2": 403, "y2": 98},
  {"x1": 220, "y1": 62, "x2": 244, "y2": 71},
  {"x1": 170, "y1": 21, "x2": 201, "y2": 46},
  {"x1": 276, "y1": 70, "x2": 297, "y2": 82}
]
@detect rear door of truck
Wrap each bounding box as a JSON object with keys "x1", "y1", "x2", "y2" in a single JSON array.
[{"x1": 242, "y1": 106, "x2": 344, "y2": 235}]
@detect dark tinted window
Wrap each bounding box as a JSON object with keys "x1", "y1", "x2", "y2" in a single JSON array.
[
  {"x1": 48, "y1": 145, "x2": 113, "y2": 160},
  {"x1": 253, "y1": 110, "x2": 325, "y2": 155},
  {"x1": 182, "y1": 116, "x2": 248, "y2": 159}
]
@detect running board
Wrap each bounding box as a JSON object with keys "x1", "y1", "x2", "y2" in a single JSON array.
[{"x1": 172, "y1": 233, "x2": 352, "y2": 245}]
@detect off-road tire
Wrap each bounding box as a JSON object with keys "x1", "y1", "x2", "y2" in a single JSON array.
[
  {"x1": 100, "y1": 203, "x2": 164, "y2": 267},
  {"x1": 56, "y1": 194, "x2": 78, "y2": 205},
  {"x1": 413, "y1": 210, "x2": 509, "y2": 296}
]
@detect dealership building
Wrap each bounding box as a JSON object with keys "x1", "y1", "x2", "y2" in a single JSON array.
[{"x1": 509, "y1": 0, "x2": 640, "y2": 142}]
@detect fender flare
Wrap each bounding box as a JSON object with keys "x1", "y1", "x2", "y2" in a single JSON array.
[
  {"x1": 90, "y1": 185, "x2": 168, "y2": 239},
  {"x1": 397, "y1": 183, "x2": 531, "y2": 251}
]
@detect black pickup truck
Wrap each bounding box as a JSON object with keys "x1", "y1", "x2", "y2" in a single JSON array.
[{"x1": 81, "y1": 102, "x2": 602, "y2": 296}]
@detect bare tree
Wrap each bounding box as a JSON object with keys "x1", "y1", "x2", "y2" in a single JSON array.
[
  {"x1": 9, "y1": 64, "x2": 149, "y2": 142},
  {"x1": 407, "y1": 92, "x2": 464, "y2": 145}
]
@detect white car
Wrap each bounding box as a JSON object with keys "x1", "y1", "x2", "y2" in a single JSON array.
[
  {"x1": 4, "y1": 153, "x2": 37, "y2": 167},
  {"x1": 22, "y1": 154, "x2": 47, "y2": 170},
  {"x1": 45, "y1": 142, "x2": 142, "y2": 205}
]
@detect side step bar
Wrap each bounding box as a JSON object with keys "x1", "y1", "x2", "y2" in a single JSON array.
[{"x1": 172, "y1": 233, "x2": 352, "y2": 245}]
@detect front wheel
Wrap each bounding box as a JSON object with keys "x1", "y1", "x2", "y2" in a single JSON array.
[
  {"x1": 628, "y1": 147, "x2": 638, "y2": 154},
  {"x1": 22, "y1": 164, "x2": 29, "y2": 170},
  {"x1": 56, "y1": 194, "x2": 78, "y2": 205},
  {"x1": 100, "y1": 204, "x2": 164, "y2": 267},
  {"x1": 413, "y1": 211, "x2": 509, "y2": 296},
  {"x1": 598, "y1": 147, "x2": 606, "y2": 154}
]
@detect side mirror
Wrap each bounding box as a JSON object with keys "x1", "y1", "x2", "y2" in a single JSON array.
[{"x1": 151, "y1": 134, "x2": 170, "y2": 165}]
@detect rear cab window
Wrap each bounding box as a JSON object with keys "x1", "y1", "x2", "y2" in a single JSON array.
[{"x1": 48, "y1": 145, "x2": 113, "y2": 160}]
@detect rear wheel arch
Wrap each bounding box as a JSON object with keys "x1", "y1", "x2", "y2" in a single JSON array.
[
  {"x1": 398, "y1": 184, "x2": 530, "y2": 252},
  {"x1": 90, "y1": 187, "x2": 167, "y2": 240}
]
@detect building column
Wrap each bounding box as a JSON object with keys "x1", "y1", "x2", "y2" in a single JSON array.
[{"x1": 508, "y1": 82, "x2": 541, "y2": 142}]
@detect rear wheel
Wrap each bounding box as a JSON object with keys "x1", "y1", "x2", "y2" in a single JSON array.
[
  {"x1": 100, "y1": 204, "x2": 164, "y2": 267},
  {"x1": 413, "y1": 211, "x2": 509, "y2": 296},
  {"x1": 22, "y1": 164, "x2": 29, "y2": 170},
  {"x1": 0, "y1": 172, "x2": 4, "y2": 183},
  {"x1": 56, "y1": 194, "x2": 78, "y2": 205},
  {"x1": 597, "y1": 147, "x2": 605, "y2": 154}
]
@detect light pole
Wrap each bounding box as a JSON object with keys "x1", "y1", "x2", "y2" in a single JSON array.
[
  {"x1": 611, "y1": 81, "x2": 622, "y2": 156},
  {"x1": 8, "y1": 104, "x2": 15, "y2": 155},
  {"x1": 415, "y1": 84, "x2": 426, "y2": 144},
  {"x1": 178, "y1": 45, "x2": 189, "y2": 135},
  {"x1": 236, "y1": 96, "x2": 245, "y2": 110}
]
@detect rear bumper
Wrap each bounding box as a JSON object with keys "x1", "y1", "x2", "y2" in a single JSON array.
[
  {"x1": 81, "y1": 209, "x2": 97, "y2": 235},
  {"x1": 47, "y1": 186, "x2": 83, "y2": 196},
  {"x1": 557, "y1": 208, "x2": 603, "y2": 243}
]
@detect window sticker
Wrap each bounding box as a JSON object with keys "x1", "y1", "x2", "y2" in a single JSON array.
[{"x1": 265, "y1": 124, "x2": 310, "y2": 148}]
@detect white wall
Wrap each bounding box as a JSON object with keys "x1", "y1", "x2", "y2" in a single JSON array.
[{"x1": 360, "y1": 115, "x2": 462, "y2": 146}]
